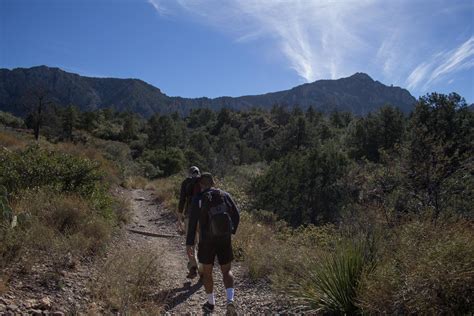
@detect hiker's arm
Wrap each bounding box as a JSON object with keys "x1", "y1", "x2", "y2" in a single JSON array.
[
  {"x1": 186, "y1": 197, "x2": 199, "y2": 246},
  {"x1": 225, "y1": 193, "x2": 240, "y2": 234}
]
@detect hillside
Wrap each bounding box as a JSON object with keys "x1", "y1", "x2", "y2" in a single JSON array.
[{"x1": 0, "y1": 66, "x2": 416, "y2": 117}]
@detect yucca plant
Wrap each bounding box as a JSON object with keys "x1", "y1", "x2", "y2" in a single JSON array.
[{"x1": 289, "y1": 238, "x2": 375, "y2": 314}]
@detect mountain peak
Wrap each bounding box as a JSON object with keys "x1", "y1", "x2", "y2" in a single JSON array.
[{"x1": 348, "y1": 72, "x2": 373, "y2": 81}]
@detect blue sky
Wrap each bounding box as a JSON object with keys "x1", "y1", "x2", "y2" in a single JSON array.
[{"x1": 1, "y1": 0, "x2": 473, "y2": 102}]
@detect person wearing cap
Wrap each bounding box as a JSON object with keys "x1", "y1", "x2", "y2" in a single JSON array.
[
  {"x1": 186, "y1": 172, "x2": 240, "y2": 315},
  {"x1": 178, "y1": 166, "x2": 201, "y2": 278}
]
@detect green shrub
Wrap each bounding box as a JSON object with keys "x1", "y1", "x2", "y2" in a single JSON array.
[
  {"x1": 140, "y1": 148, "x2": 185, "y2": 178},
  {"x1": 0, "y1": 111, "x2": 24, "y2": 128},
  {"x1": 0, "y1": 146, "x2": 102, "y2": 196},
  {"x1": 288, "y1": 238, "x2": 374, "y2": 314}
]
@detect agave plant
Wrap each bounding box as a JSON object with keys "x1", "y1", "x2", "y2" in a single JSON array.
[{"x1": 289, "y1": 238, "x2": 375, "y2": 314}]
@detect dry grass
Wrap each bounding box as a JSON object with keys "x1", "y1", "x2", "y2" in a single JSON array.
[
  {"x1": 92, "y1": 246, "x2": 165, "y2": 314},
  {"x1": 0, "y1": 131, "x2": 29, "y2": 150},
  {"x1": 151, "y1": 174, "x2": 182, "y2": 212},
  {"x1": 1, "y1": 190, "x2": 113, "y2": 269},
  {"x1": 123, "y1": 176, "x2": 149, "y2": 190},
  {"x1": 357, "y1": 219, "x2": 474, "y2": 314}
]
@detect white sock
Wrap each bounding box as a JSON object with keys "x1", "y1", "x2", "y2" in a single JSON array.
[
  {"x1": 208, "y1": 293, "x2": 215, "y2": 305},
  {"x1": 226, "y1": 288, "x2": 234, "y2": 303}
]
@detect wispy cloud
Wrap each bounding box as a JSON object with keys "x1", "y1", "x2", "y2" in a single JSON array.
[
  {"x1": 148, "y1": 0, "x2": 473, "y2": 93},
  {"x1": 407, "y1": 37, "x2": 474, "y2": 90},
  {"x1": 148, "y1": 0, "x2": 169, "y2": 15},
  {"x1": 162, "y1": 0, "x2": 380, "y2": 81}
]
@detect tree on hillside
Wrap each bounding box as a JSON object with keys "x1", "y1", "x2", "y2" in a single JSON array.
[
  {"x1": 347, "y1": 105, "x2": 404, "y2": 162},
  {"x1": 120, "y1": 113, "x2": 139, "y2": 142},
  {"x1": 62, "y1": 105, "x2": 79, "y2": 141},
  {"x1": 406, "y1": 93, "x2": 473, "y2": 218},
  {"x1": 147, "y1": 114, "x2": 180, "y2": 150},
  {"x1": 23, "y1": 87, "x2": 52, "y2": 141},
  {"x1": 253, "y1": 143, "x2": 350, "y2": 226}
]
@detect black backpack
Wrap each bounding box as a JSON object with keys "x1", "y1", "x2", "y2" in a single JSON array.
[{"x1": 202, "y1": 189, "x2": 233, "y2": 238}]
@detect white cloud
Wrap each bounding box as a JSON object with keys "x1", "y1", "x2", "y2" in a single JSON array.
[
  {"x1": 406, "y1": 37, "x2": 474, "y2": 90},
  {"x1": 148, "y1": 0, "x2": 169, "y2": 15},
  {"x1": 148, "y1": 0, "x2": 473, "y2": 90}
]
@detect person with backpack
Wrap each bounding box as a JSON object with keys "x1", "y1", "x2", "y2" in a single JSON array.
[
  {"x1": 186, "y1": 172, "x2": 240, "y2": 315},
  {"x1": 178, "y1": 166, "x2": 202, "y2": 279}
]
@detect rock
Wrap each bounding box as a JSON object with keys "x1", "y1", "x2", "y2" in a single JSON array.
[
  {"x1": 39, "y1": 297, "x2": 52, "y2": 309},
  {"x1": 0, "y1": 303, "x2": 6, "y2": 311},
  {"x1": 52, "y1": 312, "x2": 65, "y2": 316},
  {"x1": 6, "y1": 304, "x2": 18, "y2": 311},
  {"x1": 23, "y1": 299, "x2": 38, "y2": 309},
  {"x1": 29, "y1": 309, "x2": 43, "y2": 316}
]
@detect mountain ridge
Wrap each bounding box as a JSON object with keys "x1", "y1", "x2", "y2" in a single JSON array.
[{"x1": 0, "y1": 65, "x2": 416, "y2": 117}]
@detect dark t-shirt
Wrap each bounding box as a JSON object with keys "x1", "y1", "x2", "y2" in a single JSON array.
[{"x1": 178, "y1": 177, "x2": 201, "y2": 215}]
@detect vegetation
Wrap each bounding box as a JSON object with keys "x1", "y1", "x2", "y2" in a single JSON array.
[
  {"x1": 92, "y1": 246, "x2": 165, "y2": 314},
  {"x1": 0, "y1": 91, "x2": 472, "y2": 314}
]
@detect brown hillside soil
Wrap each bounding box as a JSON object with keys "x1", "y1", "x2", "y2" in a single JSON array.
[{"x1": 0, "y1": 188, "x2": 288, "y2": 315}]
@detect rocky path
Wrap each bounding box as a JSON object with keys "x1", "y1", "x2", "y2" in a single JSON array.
[{"x1": 128, "y1": 189, "x2": 287, "y2": 315}]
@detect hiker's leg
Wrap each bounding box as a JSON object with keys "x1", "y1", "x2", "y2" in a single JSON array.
[
  {"x1": 220, "y1": 263, "x2": 234, "y2": 289},
  {"x1": 196, "y1": 224, "x2": 202, "y2": 275},
  {"x1": 184, "y1": 217, "x2": 197, "y2": 270},
  {"x1": 221, "y1": 263, "x2": 235, "y2": 304},
  {"x1": 202, "y1": 263, "x2": 214, "y2": 294}
]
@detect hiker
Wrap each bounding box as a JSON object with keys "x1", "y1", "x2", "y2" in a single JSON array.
[
  {"x1": 178, "y1": 166, "x2": 201, "y2": 279},
  {"x1": 186, "y1": 172, "x2": 240, "y2": 315}
]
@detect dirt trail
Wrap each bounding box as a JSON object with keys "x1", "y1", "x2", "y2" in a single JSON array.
[
  {"x1": 128, "y1": 188, "x2": 286, "y2": 314},
  {"x1": 0, "y1": 188, "x2": 286, "y2": 315}
]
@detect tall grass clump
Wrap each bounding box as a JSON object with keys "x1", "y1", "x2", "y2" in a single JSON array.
[{"x1": 92, "y1": 247, "x2": 164, "y2": 314}]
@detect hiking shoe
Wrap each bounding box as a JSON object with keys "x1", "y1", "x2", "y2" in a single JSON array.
[
  {"x1": 226, "y1": 301, "x2": 237, "y2": 316},
  {"x1": 186, "y1": 266, "x2": 198, "y2": 279},
  {"x1": 202, "y1": 302, "x2": 215, "y2": 314}
]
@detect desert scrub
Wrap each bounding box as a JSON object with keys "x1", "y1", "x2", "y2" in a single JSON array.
[
  {"x1": 123, "y1": 176, "x2": 149, "y2": 190},
  {"x1": 1, "y1": 190, "x2": 112, "y2": 265},
  {"x1": 233, "y1": 211, "x2": 337, "y2": 283},
  {"x1": 151, "y1": 174, "x2": 182, "y2": 211},
  {"x1": 92, "y1": 246, "x2": 164, "y2": 314},
  {"x1": 357, "y1": 219, "x2": 474, "y2": 314}
]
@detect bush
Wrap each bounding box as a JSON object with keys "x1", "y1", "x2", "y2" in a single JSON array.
[
  {"x1": 1, "y1": 189, "x2": 114, "y2": 267},
  {"x1": 0, "y1": 111, "x2": 24, "y2": 129},
  {"x1": 140, "y1": 148, "x2": 186, "y2": 178},
  {"x1": 357, "y1": 219, "x2": 474, "y2": 314},
  {"x1": 0, "y1": 146, "x2": 103, "y2": 196}
]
